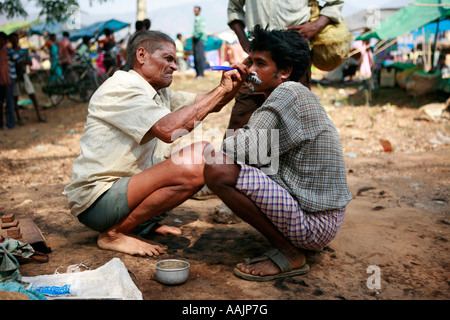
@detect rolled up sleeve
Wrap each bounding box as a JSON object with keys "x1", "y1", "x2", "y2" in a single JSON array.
[{"x1": 319, "y1": 0, "x2": 344, "y2": 23}]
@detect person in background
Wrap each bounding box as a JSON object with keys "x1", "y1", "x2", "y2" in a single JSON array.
[
  {"x1": 58, "y1": 31, "x2": 76, "y2": 72},
  {"x1": 97, "y1": 28, "x2": 116, "y2": 52},
  {"x1": 135, "y1": 20, "x2": 145, "y2": 33},
  {"x1": 352, "y1": 38, "x2": 374, "y2": 79},
  {"x1": 175, "y1": 33, "x2": 187, "y2": 72},
  {"x1": 143, "y1": 18, "x2": 151, "y2": 30},
  {"x1": 97, "y1": 28, "x2": 117, "y2": 75},
  {"x1": 8, "y1": 33, "x2": 46, "y2": 124},
  {"x1": 0, "y1": 32, "x2": 13, "y2": 130},
  {"x1": 44, "y1": 33, "x2": 63, "y2": 83},
  {"x1": 2, "y1": 32, "x2": 21, "y2": 129},
  {"x1": 193, "y1": 5, "x2": 207, "y2": 79},
  {"x1": 77, "y1": 35, "x2": 92, "y2": 59}
]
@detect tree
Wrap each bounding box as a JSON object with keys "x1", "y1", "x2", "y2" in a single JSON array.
[{"x1": 0, "y1": 0, "x2": 109, "y2": 23}]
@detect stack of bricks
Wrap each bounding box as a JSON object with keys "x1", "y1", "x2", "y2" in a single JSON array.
[{"x1": 1, "y1": 213, "x2": 23, "y2": 241}]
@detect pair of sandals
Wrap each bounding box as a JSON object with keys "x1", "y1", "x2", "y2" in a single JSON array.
[{"x1": 234, "y1": 248, "x2": 310, "y2": 282}]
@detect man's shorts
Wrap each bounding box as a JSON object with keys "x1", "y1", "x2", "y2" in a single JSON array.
[
  {"x1": 235, "y1": 163, "x2": 346, "y2": 250},
  {"x1": 14, "y1": 73, "x2": 35, "y2": 96},
  {"x1": 77, "y1": 177, "x2": 163, "y2": 235}
]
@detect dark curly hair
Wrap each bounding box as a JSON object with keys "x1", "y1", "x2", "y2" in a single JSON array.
[{"x1": 249, "y1": 25, "x2": 310, "y2": 82}]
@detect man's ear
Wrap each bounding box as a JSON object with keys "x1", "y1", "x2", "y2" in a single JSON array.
[
  {"x1": 280, "y1": 66, "x2": 293, "y2": 80},
  {"x1": 136, "y1": 47, "x2": 147, "y2": 65}
]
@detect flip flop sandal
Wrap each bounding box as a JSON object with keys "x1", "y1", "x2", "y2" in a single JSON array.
[{"x1": 234, "y1": 248, "x2": 310, "y2": 282}]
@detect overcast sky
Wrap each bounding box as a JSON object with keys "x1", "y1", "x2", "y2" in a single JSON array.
[
  {"x1": 18, "y1": 0, "x2": 414, "y2": 18},
  {"x1": 1, "y1": 0, "x2": 415, "y2": 38},
  {"x1": 74, "y1": 0, "x2": 413, "y2": 17}
]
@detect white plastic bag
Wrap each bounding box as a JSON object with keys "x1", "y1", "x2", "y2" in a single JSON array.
[{"x1": 22, "y1": 258, "x2": 143, "y2": 300}]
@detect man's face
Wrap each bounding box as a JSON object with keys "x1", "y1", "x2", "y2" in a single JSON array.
[
  {"x1": 194, "y1": 7, "x2": 200, "y2": 16},
  {"x1": 247, "y1": 50, "x2": 284, "y2": 97},
  {"x1": 140, "y1": 41, "x2": 178, "y2": 90}
]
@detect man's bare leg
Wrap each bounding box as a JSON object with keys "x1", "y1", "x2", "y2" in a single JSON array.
[
  {"x1": 98, "y1": 142, "x2": 209, "y2": 256},
  {"x1": 204, "y1": 152, "x2": 306, "y2": 276}
]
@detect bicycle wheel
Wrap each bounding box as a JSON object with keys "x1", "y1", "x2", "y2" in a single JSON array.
[
  {"x1": 65, "y1": 67, "x2": 85, "y2": 103},
  {"x1": 30, "y1": 70, "x2": 64, "y2": 108},
  {"x1": 78, "y1": 69, "x2": 99, "y2": 102}
]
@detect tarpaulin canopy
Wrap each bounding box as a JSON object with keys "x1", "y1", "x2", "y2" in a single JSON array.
[
  {"x1": 185, "y1": 35, "x2": 223, "y2": 52},
  {"x1": 357, "y1": 0, "x2": 450, "y2": 40},
  {"x1": 410, "y1": 18, "x2": 450, "y2": 38},
  {"x1": 68, "y1": 19, "x2": 130, "y2": 41},
  {"x1": 0, "y1": 20, "x2": 40, "y2": 35},
  {"x1": 29, "y1": 20, "x2": 73, "y2": 36}
]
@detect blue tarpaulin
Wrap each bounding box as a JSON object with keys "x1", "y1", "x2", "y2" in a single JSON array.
[
  {"x1": 29, "y1": 19, "x2": 130, "y2": 41},
  {"x1": 29, "y1": 20, "x2": 73, "y2": 37},
  {"x1": 357, "y1": 0, "x2": 450, "y2": 41},
  {"x1": 185, "y1": 35, "x2": 223, "y2": 52},
  {"x1": 69, "y1": 19, "x2": 130, "y2": 41}
]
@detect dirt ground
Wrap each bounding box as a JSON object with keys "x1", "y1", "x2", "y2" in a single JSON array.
[{"x1": 0, "y1": 71, "x2": 449, "y2": 302}]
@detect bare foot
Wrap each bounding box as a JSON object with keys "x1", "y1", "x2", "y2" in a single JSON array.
[
  {"x1": 236, "y1": 249, "x2": 306, "y2": 277},
  {"x1": 97, "y1": 229, "x2": 168, "y2": 257},
  {"x1": 154, "y1": 223, "x2": 182, "y2": 236}
]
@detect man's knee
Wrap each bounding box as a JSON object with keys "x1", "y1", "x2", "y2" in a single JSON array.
[
  {"x1": 172, "y1": 141, "x2": 211, "y2": 189},
  {"x1": 204, "y1": 153, "x2": 239, "y2": 190}
]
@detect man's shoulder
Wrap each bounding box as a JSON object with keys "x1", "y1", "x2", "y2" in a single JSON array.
[
  {"x1": 110, "y1": 70, "x2": 141, "y2": 84},
  {"x1": 95, "y1": 70, "x2": 157, "y2": 99},
  {"x1": 274, "y1": 81, "x2": 310, "y2": 96}
]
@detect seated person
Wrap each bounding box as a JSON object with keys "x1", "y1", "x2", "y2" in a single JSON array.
[
  {"x1": 204, "y1": 25, "x2": 352, "y2": 281},
  {"x1": 63, "y1": 30, "x2": 245, "y2": 257}
]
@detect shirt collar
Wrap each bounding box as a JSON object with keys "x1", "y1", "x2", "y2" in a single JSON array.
[{"x1": 128, "y1": 69, "x2": 158, "y2": 99}]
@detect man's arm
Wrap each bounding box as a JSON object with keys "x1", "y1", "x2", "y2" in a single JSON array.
[
  {"x1": 229, "y1": 20, "x2": 250, "y2": 54},
  {"x1": 149, "y1": 67, "x2": 246, "y2": 143},
  {"x1": 227, "y1": 0, "x2": 250, "y2": 53}
]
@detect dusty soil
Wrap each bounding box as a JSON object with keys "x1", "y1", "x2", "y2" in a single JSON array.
[{"x1": 0, "y1": 71, "x2": 449, "y2": 302}]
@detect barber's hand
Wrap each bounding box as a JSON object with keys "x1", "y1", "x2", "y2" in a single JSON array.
[
  {"x1": 213, "y1": 63, "x2": 248, "y2": 113},
  {"x1": 286, "y1": 22, "x2": 321, "y2": 41},
  {"x1": 286, "y1": 16, "x2": 331, "y2": 41},
  {"x1": 219, "y1": 63, "x2": 248, "y2": 94}
]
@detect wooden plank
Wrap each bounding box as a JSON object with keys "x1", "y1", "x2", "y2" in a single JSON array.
[{"x1": 0, "y1": 217, "x2": 52, "y2": 253}]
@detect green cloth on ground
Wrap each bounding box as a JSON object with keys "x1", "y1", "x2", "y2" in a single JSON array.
[
  {"x1": 0, "y1": 239, "x2": 35, "y2": 282},
  {"x1": 0, "y1": 281, "x2": 47, "y2": 300}
]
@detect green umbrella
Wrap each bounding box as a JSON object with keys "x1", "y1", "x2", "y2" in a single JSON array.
[
  {"x1": 0, "y1": 19, "x2": 40, "y2": 35},
  {"x1": 356, "y1": 0, "x2": 450, "y2": 40}
]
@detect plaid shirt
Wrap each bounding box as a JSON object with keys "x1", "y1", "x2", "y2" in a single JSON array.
[{"x1": 222, "y1": 81, "x2": 352, "y2": 213}]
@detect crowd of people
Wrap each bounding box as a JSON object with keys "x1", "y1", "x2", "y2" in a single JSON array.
[
  {"x1": 0, "y1": 26, "x2": 124, "y2": 130},
  {"x1": 0, "y1": 12, "x2": 200, "y2": 131}
]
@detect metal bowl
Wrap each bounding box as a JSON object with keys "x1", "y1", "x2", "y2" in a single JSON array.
[{"x1": 155, "y1": 259, "x2": 190, "y2": 285}]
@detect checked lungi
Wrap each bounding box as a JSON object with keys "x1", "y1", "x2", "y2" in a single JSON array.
[{"x1": 235, "y1": 163, "x2": 346, "y2": 250}]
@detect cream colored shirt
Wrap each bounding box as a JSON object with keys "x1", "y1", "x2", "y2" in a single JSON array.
[
  {"x1": 227, "y1": 0, "x2": 343, "y2": 30},
  {"x1": 63, "y1": 70, "x2": 197, "y2": 217}
]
